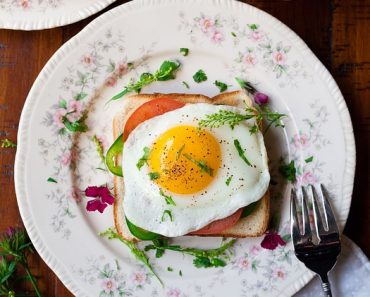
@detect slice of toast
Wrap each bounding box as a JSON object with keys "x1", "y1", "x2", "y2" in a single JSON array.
[{"x1": 113, "y1": 91, "x2": 270, "y2": 242}]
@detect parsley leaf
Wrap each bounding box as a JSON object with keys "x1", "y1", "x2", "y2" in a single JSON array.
[
  {"x1": 176, "y1": 144, "x2": 185, "y2": 160},
  {"x1": 145, "y1": 239, "x2": 236, "y2": 269},
  {"x1": 111, "y1": 60, "x2": 181, "y2": 100},
  {"x1": 47, "y1": 177, "x2": 57, "y2": 183},
  {"x1": 199, "y1": 110, "x2": 254, "y2": 130},
  {"x1": 62, "y1": 113, "x2": 88, "y2": 133},
  {"x1": 100, "y1": 228, "x2": 163, "y2": 285},
  {"x1": 92, "y1": 135, "x2": 105, "y2": 163},
  {"x1": 0, "y1": 139, "x2": 16, "y2": 148},
  {"x1": 233, "y1": 139, "x2": 253, "y2": 167},
  {"x1": 214, "y1": 80, "x2": 228, "y2": 93},
  {"x1": 279, "y1": 160, "x2": 296, "y2": 182},
  {"x1": 180, "y1": 48, "x2": 189, "y2": 56},
  {"x1": 225, "y1": 176, "x2": 233, "y2": 186},
  {"x1": 193, "y1": 69, "x2": 207, "y2": 83},
  {"x1": 159, "y1": 189, "x2": 176, "y2": 206},
  {"x1": 161, "y1": 210, "x2": 173, "y2": 222},
  {"x1": 136, "y1": 147, "x2": 150, "y2": 170},
  {"x1": 305, "y1": 156, "x2": 314, "y2": 163},
  {"x1": 183, "y1": 153, "x2": 213, "y2": 176},
  {"x1": 148, "y1": 172, "x2": 160, "y2": 180}
]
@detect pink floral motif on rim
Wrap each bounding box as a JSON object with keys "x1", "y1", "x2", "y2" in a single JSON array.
[
  {"x1": 243, "y1": 53, "x2": 257, "y2": 66},
  {"x1": 200, "y1": 17, "x2": 214, "y2": 33},
  {"x1": 130, "y1": 271, "x2": 147, "y2": 286},
  {"x1": 167, "y1": 288, "x2": 181, "y2": 297},
  {"x1": 81, "y1": 54, "x2": 95, "y2": 67},
  {"x1": 273, "y1": 51, "x2": 287, "y2": 65},
  {"x1": 250, "y1": 30, "x2": 264, "y2": 41},
  {"x1": 61, "y1": 151, "x2": 74, "y2": 166},
  {"x1": 67, "y1": 100, "x2": 84, "y2": 121},
  {"x1": 249, "y1": 245, "x2": 261, "y2": 256},
  {"x1": 19, "y1": 0, "x2": 30, "y2": 9},
  {"x1": 297, "y1": 171, "x2": 317, "y2": 186},
  {"x1": 101, "y1": 278, "x2": 117, "y2": 294},
  {"x1": 272, "y1": 267, "x2": 286, "y2": 280},
  {"x1": 237, "y1": 257, "x2": 250, "y2": 270},
  {"x1": 211, "y1": 30, "x2": 224, "y2": 43},
  {"x1": 53, "y1": 109, "x2": 67, "y2": 129},
  {"x1": 293, "y1": 133, "x2": 309, "y2": 149},
  {"x1": 105, "y1": 76, "x2": 117, "y2": 87}
]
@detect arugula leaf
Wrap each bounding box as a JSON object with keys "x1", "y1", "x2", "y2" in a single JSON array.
[
  {"x1": 92, "y1": 135, "x2": 105, "y2": 163},
  {"x1": 148, "y1": 172, "x2": 160, "y2": 180},
  {"x1": 182, "y1": 81, "x2": 190, "y2": 89},
  {"x1": 183, "y1": 153, "x2": 213, "y2": 176},
  {"x1": 180, "y1": 48, "x2": 189, "y2": 56},
  {"x1": 161, "y1": 210, "x2": 173, "y2": 222},
  {"x1": 214, "y1": 80, "x2": 228, "y2": 92},
  {"x1": 145, "y1": 239, "x2": 236, "y2": 269},
  {"x1": 198, "y1": 110, "x2": 254, "y2": 130},
  {"x1": 100, "y1": 228, "x2": 163, "y2": 285},
  {"x1": 47, "y1": 177, "x2": 57, "y2": 183},
  {"x1": 279, "y1": 160, "x2": 296, "y2": 182},
  {"x1": 233, "y1": 139, "x2": 253, "y2": 167},
  {"x1": 225, "y1": 175, "x2": 233, "y2": 186},
  {"x1": 136, "y1": 147, "x2": 150, "y2": 170},
  {"x1": 62, "y1": 113, "x2": 88, "y2": 133},
  {"x1": 193, "y1": 69, "x2": 207, "y2": 83},
  {"x1": 0, "y1": 139, "x2": 16, "y2": 148},
  {"x1": 176, "y1": 144, "x2": 185, "y2": 160},
  {"x1": 305, "y1": 156, "x2": 314, "y2": 163},
  {"x1": 159, "y1": 189, "x2": 176, "y2": 206},
  {"x1": 111, "y1": 60, "x2": 181, "y2": 100}
]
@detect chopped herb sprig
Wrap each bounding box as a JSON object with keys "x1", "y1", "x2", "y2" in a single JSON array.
[
  {"x1": 180, "y1": 48, "x2": 189, "y2": 56},
  {"x1": 159, "y1": 189, "x2": 176, "y2": 206},
  {"x1": 193, "y1": 69, "x2": 207, "y2": 83},
  {"x1": 0, "y1": 139, "x2": 16, "y2": 148},
  {"x1": 279, "y1": 160, "x2": 296, "y2": 182},
  {"x1": 111, "y1": 60, "x2": 181, "y2": 100},
  {"x1": 92, "y1": 135, "x2": 105, "y2": 163},
  {"x1": 183, "y1": 153, "x2": 213, "y2": 176},
  {"x1": 100, "y1": 228, "x2": 163, "y2": 285},
  {"x1": 214, "y1": 80, "x2": 228, "y2": 92},
  {"x1": 161, "y1": 210, "x2": 173, "y2": 222},
  {"x1": 136, "y1": 147, "x2": 151, "y2": 170},
  {"x1": 145, "y1": 238, "x2": 236, "y2": 269},
  {"x1": 148, "y1": 172, "x2": 160, "y2": 180},
  {"x1": 234, "y1": 139, "x2": 253, "y2": 167}
]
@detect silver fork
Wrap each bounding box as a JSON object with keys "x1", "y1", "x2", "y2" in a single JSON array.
[{"x1": 290, "y1": 184, "x2": 341, "y2": 297}]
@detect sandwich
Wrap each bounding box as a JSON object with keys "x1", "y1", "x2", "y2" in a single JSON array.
[{"x1": 110, "y1": 90, "x2": 270, "y2": 242}]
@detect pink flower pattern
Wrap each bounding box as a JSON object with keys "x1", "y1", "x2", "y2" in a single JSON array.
[
  {"x1": 101, "y1": 278, "x2": 117, "y2": 293},
  {"x1": 243, "y1": 53, "x2": 257, "y2": 66},
  {"x1": 273, "y1": 51, "x2": 287, "y2": 65},
  {"x1": 272, "y1": 267, "x2": 286, "y2": 280},
  {"x1": 53, "y1": 109, "x2": 67, "y2": 129},
  {"x1": 200, "y1": 17, "x2": 214, "y2": 33},
  {"x1": 293, "y1": 133, "x2": 309, "y2": 149},
  {"x1": 237, "y1": 257, "x2": 250, "y2": 270},
  {"x1": 19, "y1": 0, "x2": 30, "y2": 9},
  {"x1": 167, "y1": 288, "x2": 181, "y2": 297},
  {"x1": 131, "y1": 272, "x2": 146, "y2": 286}
]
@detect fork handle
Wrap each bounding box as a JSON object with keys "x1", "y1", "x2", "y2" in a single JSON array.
[{"x1": 320, "y1": 274, "x2": 332, "y2": 297}]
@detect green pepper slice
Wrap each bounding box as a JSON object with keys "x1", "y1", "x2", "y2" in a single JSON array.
[
  {"x1": 105, "y1": 133, "x2": 124, "y2": 176},
  {"x1": 126, "y1": 217, "x2": 160, "y2": 240},
  {"x1": 241, "y1": 201, "x2": 259, "y2": 218}
]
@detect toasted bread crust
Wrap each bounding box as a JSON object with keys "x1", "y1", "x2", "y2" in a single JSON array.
[{"x1": 113, "y1": 91, "x2": 269, "y2": 241}]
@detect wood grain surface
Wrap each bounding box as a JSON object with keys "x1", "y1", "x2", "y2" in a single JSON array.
[{"x1": 0, "y1": 0, "x2": 369, "y2": 295}]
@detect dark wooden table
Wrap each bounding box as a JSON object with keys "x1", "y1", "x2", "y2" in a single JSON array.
[{"x1": 0, "y1": 0, "x2": 369, "y2": 295}]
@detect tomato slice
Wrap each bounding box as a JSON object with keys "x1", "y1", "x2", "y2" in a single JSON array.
[
  {"x1": 124, "y1": 97, "x2": 243, "y2": 235},
  {"x1": 123, "y1": 98, "x2": 186, "y2": 140},
  {"x1": 189, "y1": 209, "x2": 243, "y2": 235}
]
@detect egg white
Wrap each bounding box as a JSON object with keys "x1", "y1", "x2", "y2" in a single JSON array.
[{"x1": 122, "y1": 103, "x2": 270, "y2": 237}]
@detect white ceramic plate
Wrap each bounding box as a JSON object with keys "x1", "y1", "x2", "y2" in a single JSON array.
[
  {"x1": 0, "y1": 0, "x2": 117, "y2": 30},
  {"x1": 15, "y1": 0, "x2": 355, "y2": 296}
]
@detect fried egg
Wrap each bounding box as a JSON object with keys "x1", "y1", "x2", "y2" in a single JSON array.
[{"x1": 122, "y1": 103, "x2": 270, "y2": 237}]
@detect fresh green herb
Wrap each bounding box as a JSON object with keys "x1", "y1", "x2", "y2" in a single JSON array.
[
  {"x1": 111, "y1": 60, "x2": 181, "y2": 100},
  {"x1": 0, "y1": 139, "x2": 16, "y2": 148},
  {"x1": 179, "y1": 270, "x2": 183, "y2": 276},
  {"x1": 241, "y1": 201, "x2": 259, "y2": 218},
  {"x1": 125, "y1": 218, "x2": 160, "y2": 240},
  {"x1": 167, "y1": 267, "x2": 173, "y2": 272},
  {"x1": 225, "y1": 176, "x2": 233, "y2": 186},
  {"x1": 148, "y1": 172, "x2": 160, "y2": 180},
  {"x1": 136, "y1": 147, "x2": 151, "y2": 170},
  {"x1": 198, "y1": 106, "x2": 285, "y2": 135},
  {"x1": 161, "y1": 210, "x2": 173, "y2": 222},
  {"x1": 182, "y1": 81, "x2": 190, "y2": 89},
  {"x1": 235, "y1": 77, "x2": 256, "y2": 93},
  {"x1": 231, "y1": 32, "x2": 237, "y2": 37},
  {"x1": 199, "y1": 110, "x2": 254, "y2": 130},
  {"x1": 248, "y1": 24, "x2": 258, "y2": 30},
  {"x1": 92, "y1": 135, "x2": 105, "y2": 163},
  {"x1": 180, "y1": 48, "x2": 189, "y2": 56},
  {"x1": 279, "y1": 160, "x2": 296, "y2": 182},
  {"x1": 145, "y1": 238, "x2": 236, "y2": 269},
  {"x1": 0, "y1": 227, "x2": 42, "y2": 297},
  {"x1": 214, "y1": 80, "x2": 228, "y2": 93},
  {"x1": 183, "y1": 153, "x2": 213, "y2": 176},
  {"x1": 62, "y1": 112, "x2": 88, "y2": 133},
  {"x1": 100, "y1": 228, "x2": 163, "y2": 285},
  {"x1": 233, "y1": 139, "x2": 253, "y2": 167},
  {"x1": 159, "y1": 189, "x2": 176, "y2": 206},
  {"x1": 176, "y1": 144, "x2": 185, "y2": 160},
  {"x1": 127, "y1": 62, "x2": 134, "y2": 69},
  {"x1": 193, "y1": 69, "x2": 207, "y2": 83},
  {"x1": 47, "y1": 177, "x2": 57, "y2": 183},
  {"x1": 305, "y1": 156, "x2": 314, "y2": 163}
]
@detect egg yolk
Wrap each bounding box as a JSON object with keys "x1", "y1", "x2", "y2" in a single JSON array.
[{"x1": 148, "y1": 125, "x2": 221, "y2": 194}]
